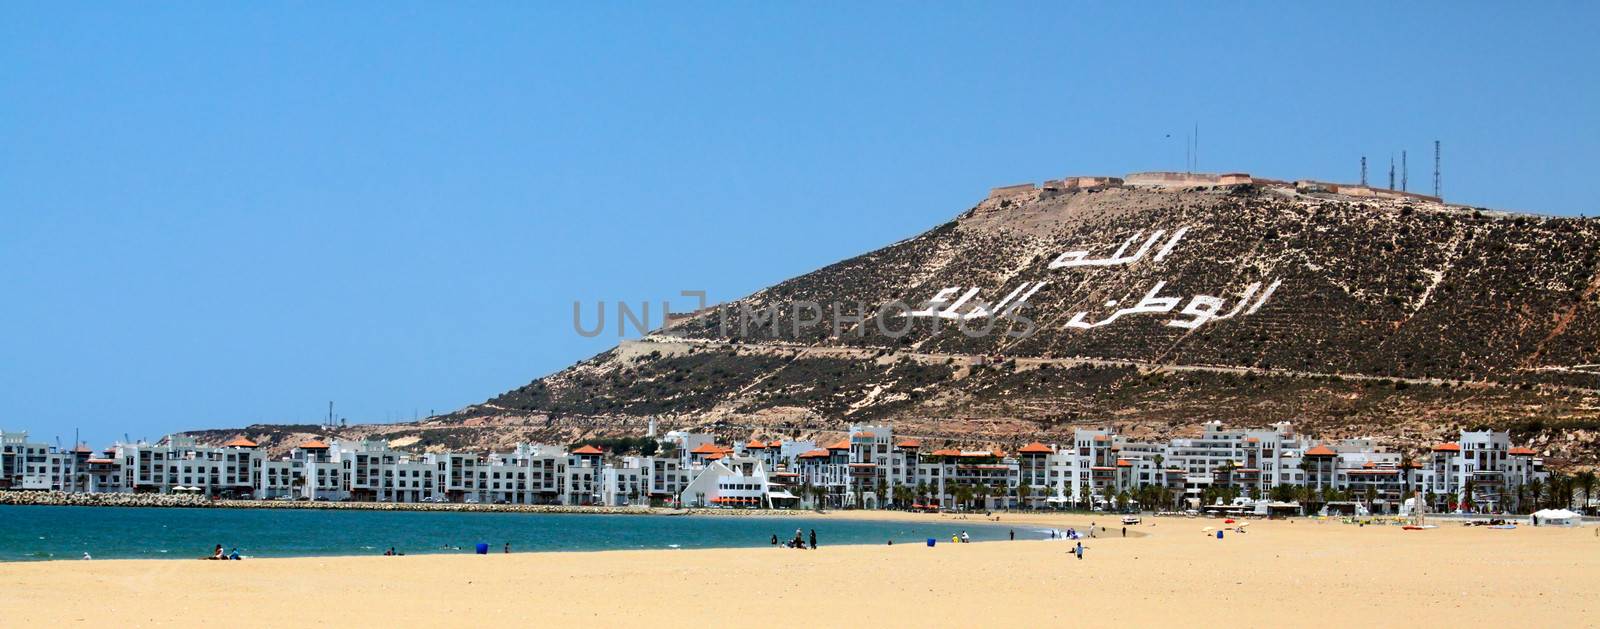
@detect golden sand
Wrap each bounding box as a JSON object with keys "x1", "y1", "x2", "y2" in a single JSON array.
[{"x1": 2, "y1": 513, "x2": 1595, "y2": 627}]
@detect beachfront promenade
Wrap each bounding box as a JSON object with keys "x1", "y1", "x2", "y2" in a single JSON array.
[
  {"x1": 2, "y1": 421, "x2": 1568, "y2": 518},
  {"x1": 0, "y1": 489, "x2": 782, "y2": 516},
  {"x1": 2, "y1": 513, "x2": 1595, "y2": 627}
]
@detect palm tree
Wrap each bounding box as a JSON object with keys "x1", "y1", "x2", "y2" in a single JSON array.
[
  {"x1": 953, "y1": 485, "x2": 973, "y2": 511},
  {"x1": 1576, "y1": 471, "x2": 1597, "y2": 515},
  {"x1": 1554, "y1": 474, "x2": 1577, "y2": 510},
  {"x1": 1017, "y1": 483, "x2": 1034, "y2": 510},
  {"x1": 1527, "y1": 478, "x2": 1545, "y2": 511}
]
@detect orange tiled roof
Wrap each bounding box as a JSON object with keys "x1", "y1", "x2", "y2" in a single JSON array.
[
  {"x1": 223, "y1": 436, "x2": 259, "y2": 448},
  {"x1": 1362, "y1": 461, "x2": 1376, "y2": 469},
  {"x1": 689, "y1": 443, "x2": 724, "y2": 455},
  {"x1": 1508, "y1": 447, "x2": 1537, "y2": 456},
  {"x1": 745, "y1": 439, "x2": 767, "y2": 449},
  {"x1": 299, "y1": 440, "x2": 330, "y2": 450},
  {"x1": 704, "y1": 453, "x2": 724, "y2": 461},
  {"x1": 1116, "y1": 459, "x2": 1133, "y2": 467},
  {"x1": 797, "y1": 449, "x2": 830, "y2": 459},
  {"x1": 767, "y1": 440, "x2": 783, "y2": 448},
  {"x1": 930, "y1": 449, "x2": 962, "y2": 457},
  {"x1": 72, "y1": 444, "x2": 93, "y2": 453},
  {"x1": 896, "y1": 439, "x2": 922, "y2": 448},
  {"x1": 1304, "y1": 445, "x2": 1336, "y2": 457},
  {"x1": 1018, "y1": 442, "x2": 1053, "y2": 454},
  {"x1": 826, "y1": 440, "x2": 851, "y2": 450},
  {"x1": 570, "y1": 445, "x2": 604, "y2": 456},
  {"x1": 1093, "y1": 435, "x2": 1110, "y2": 442},
  {"x1": 855, "y1": 432, "x2": 875, "y2": 438},
  {"x1": 1431, "y1": 443, "x2": 1461, "y2": 452}
]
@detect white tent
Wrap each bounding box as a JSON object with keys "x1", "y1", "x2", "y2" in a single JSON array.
[{"x1": 1531, "y1": 509, "x2": 1580, "y2": 526}]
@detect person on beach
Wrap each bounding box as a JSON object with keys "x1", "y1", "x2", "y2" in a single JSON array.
[
  {"x1": 504, "y1": 543, "x2": 511, "y2": 554},
  {"x1": 209, "y1": 545, "x2": 224, "y2": 560},
  {"x1": 1075, "y1": 542, "x2": 1084, "y2": 560},
  {"x1": 770, "y1": 534, "x2": 778, "y2": 547},
  {"x1": 1009, "y1": 529, "x2": 1014, "y2": 541},
  {"x1": 228, "y1": 547, "x2": 241, "y2": 560},
  {"x1": 809, "y1": 529, "x2": 817, "y2": 550},
  {"x1": 960, "y1": 531, "x2": 970, "y2": 543},
  {"x1": 81, "y1": 552, "x2": 91, "y2": 560},
  {"x1": 1122, "y1": 527, "x2": 1126, "y2": 537},
  {"x1": 792, "y1": 529, "x2": 805, "y2": 549}
]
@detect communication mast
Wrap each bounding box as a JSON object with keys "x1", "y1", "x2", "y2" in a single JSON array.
[
  {"x1": 1440, "y1": 140, "x2": 1452, "y2": 197},
  {"x1": 1360, "y1": 156, "x2": 1367, "y2": 186},
  {"x1": 1388, "y1": 155, "x2": 1395, "y2": 190},
  {"x1": 1401, "y1": 150, "x2": 1408, "y2": 192}
]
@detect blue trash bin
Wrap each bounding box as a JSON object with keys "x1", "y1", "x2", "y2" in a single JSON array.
[
  {"x1": 1216, "y1": 530, "x2": 1224, "y2": 540},
  {"x1": 475, "y1": 542, "x2": 489, "y2": 554},
  {"x1": 926, "y1": 538, "x2": 936, "y2": 547}
]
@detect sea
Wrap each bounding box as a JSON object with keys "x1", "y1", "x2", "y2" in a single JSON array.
[{"x1": 0, "y1": 505, "x2": 1041, "y2": 561}]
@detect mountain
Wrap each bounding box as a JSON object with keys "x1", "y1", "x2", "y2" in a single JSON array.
[{"x1": 187, "y1": 175, "x2": 1600, "y2": 466}]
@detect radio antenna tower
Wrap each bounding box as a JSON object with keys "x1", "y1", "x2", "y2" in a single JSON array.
[
  {"x1": 1360, "y1": 156, "x2": 1367, "y2": 186},
  {"x1": 1433, "y1": 140, "x2": 1441, "y2": 197},
  {"x1": 1401, "y1": 150, "x2": 1408, "y2": 192},
  {"x1": 1388, "y1": 155, "x2": 1395, "y2": 190}
]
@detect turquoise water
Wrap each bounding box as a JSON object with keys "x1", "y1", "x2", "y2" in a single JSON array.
[{"x1": 0, "y1": 506, "x2": 1040, "y2": 561}]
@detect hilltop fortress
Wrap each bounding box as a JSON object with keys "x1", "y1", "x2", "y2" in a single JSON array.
[{"x1": 987, "y1": 171, "x2": 1445, "y2": 206}]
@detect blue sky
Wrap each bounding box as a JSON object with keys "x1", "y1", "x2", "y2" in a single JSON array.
[{"x1": 2, "y1": 3, "x2": 1596, "y2": 447}]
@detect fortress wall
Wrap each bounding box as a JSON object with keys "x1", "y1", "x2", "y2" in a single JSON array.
[
  {"x1": 1063, "y1": 176, "x2": 1124, "y2": 189},
  {"x1": 1295, "y1": 180, "x2": 1443, "y2": 203},
  {"x1": 987, "y1": 183, "x2": 1039, "y2": 199},
  {"x1": 1124, "y1": 171, "x2": 1223, "y2": 187}
]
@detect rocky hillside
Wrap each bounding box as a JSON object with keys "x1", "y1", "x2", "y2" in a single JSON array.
[{"x1": 190, "y1": 182, "x2": 1600, "y2": 466}]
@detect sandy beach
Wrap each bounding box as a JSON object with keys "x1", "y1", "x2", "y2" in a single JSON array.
[{"x1": 3, "y1": 512, "x2": 1595, "y2": 627}]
